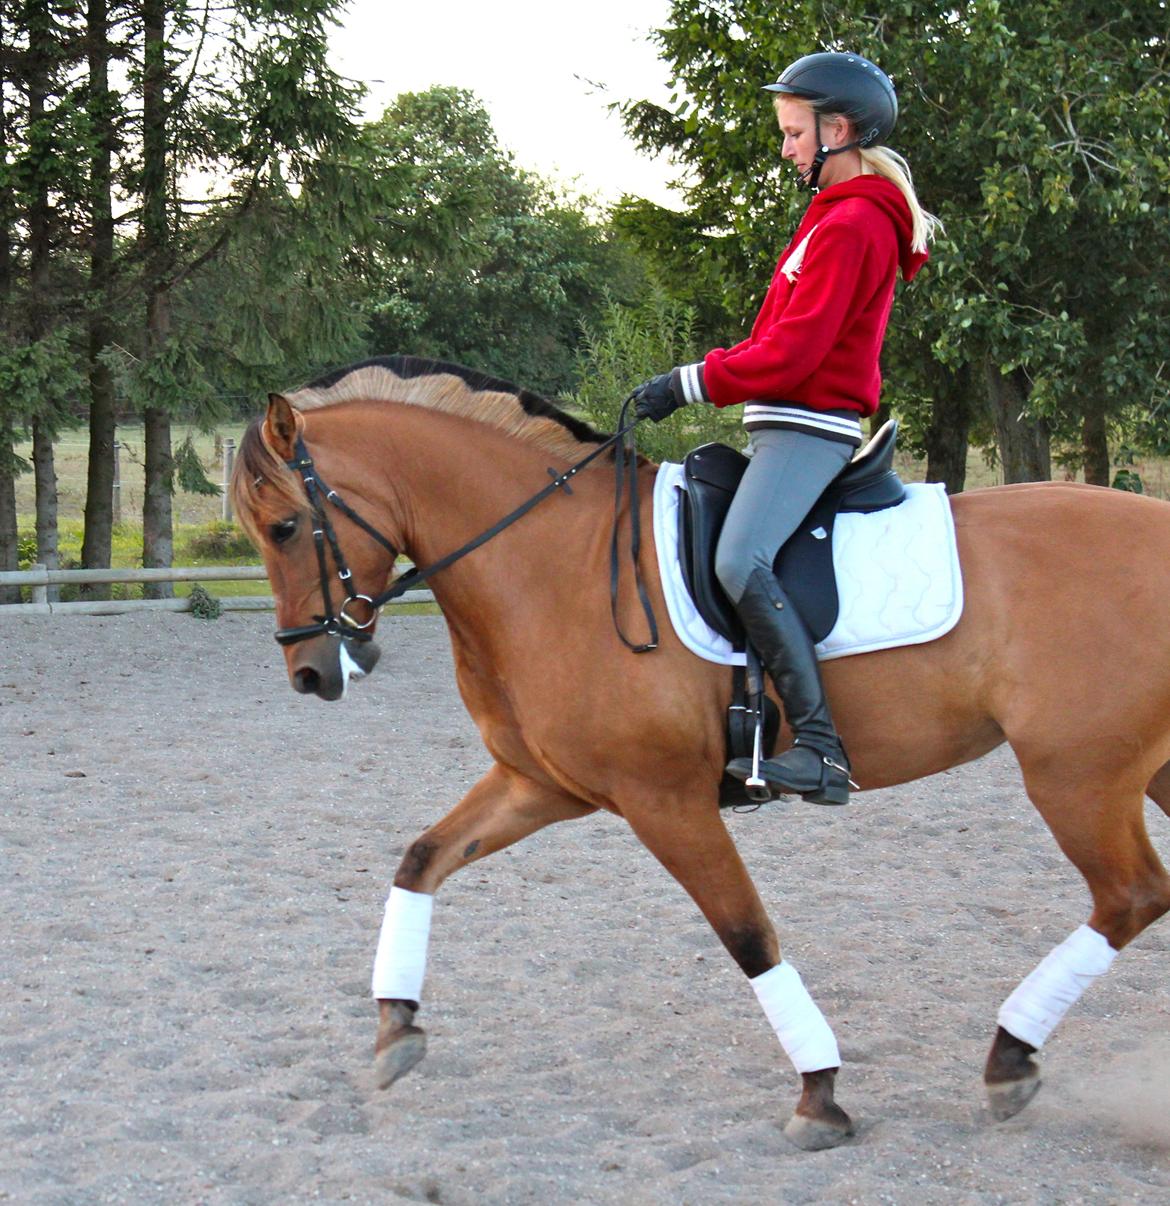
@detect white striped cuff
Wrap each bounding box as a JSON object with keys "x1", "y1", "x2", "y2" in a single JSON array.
[{"x1": 677, "y1": 362, "x2": 707, "y2": 405}]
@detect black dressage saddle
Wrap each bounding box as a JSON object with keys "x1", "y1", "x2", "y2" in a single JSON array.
[{"x1": 677, "y1": 420, "x2": 906, "y2": 649}]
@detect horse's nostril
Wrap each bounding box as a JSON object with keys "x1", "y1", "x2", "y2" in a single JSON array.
[{"x1": 293, "y1": 667, "x2": 320, "y2": 695}]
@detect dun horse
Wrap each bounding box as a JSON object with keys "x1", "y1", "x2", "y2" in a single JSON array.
[{"x1": 233, "y1": 356, "x2": 1170, "y2": 1151}]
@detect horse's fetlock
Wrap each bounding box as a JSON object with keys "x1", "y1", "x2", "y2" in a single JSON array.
[
  {"x1": 379, "y1": 998, "x2": 418, "y2": 1029},
  {"x1": 394, "y1": 838, "x2": 438, "y2": 889}
]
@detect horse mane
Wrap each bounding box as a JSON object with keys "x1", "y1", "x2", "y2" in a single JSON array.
[
  {"x1": 231, "y1": 355, "x2": 611, "y2": 543},
  {"x1": 289, "y1": 355, "x2": 606, "y2": 456}
]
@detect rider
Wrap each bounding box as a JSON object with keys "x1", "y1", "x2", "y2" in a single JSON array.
[{"x1": 633, "y1": 52, "x2": 938, "y2": 805}]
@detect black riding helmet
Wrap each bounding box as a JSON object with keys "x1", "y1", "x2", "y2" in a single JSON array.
[{"x1": 764, "y1": 52, "x2": 898, "y2": 190}]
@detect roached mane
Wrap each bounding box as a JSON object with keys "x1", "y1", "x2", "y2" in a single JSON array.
[{"x1": 232, "y1": 355, "x2": 610, "y2": 542}]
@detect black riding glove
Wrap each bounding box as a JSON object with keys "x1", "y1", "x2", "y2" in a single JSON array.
[{"x1": 633, "y1": 372, "x2": 684, "y2": 423}]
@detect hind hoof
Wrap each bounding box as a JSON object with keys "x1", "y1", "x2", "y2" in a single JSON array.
[
  {"x1": 374, "y1": 1027, "x2": 426, "y2": 1089},
  {"x1": 986, "y1": 1073, "x2": 1041, "y2": 1121},
  {"x1": 784, "y1": 1107, "x2": 854, "y2": 1151}
]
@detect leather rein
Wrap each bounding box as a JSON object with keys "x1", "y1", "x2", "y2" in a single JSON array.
[{"x1": 274, "y1": 396, "x2": 659, "y2": 654}]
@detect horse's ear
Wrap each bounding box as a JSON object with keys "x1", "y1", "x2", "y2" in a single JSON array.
[{"x1": 263, "y1": 393, "x2": 303, "y2": 462}]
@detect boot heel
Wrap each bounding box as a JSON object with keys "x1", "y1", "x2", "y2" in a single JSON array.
[{"x1": 802, "y1": 782, "x2": 850, "y2": 806}]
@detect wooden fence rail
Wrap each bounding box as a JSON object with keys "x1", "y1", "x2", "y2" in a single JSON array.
[{"x1": 0, "y1": 564, "x2": 434, "y2": 617}]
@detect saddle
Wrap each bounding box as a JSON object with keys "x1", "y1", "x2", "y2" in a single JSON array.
[
  {"x1": 675, "y1": 421, "x2": 906, "y2": 808},
  {"x1": 678, "y1": 420, "x2": 906, "y2": 647}
]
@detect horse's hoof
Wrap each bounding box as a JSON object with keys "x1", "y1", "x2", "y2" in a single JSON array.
[
  {"x1": 374, "y1": 1026, "x2": 426, "y2": 1089},
  {"x1": 986, "y1": 1073, "x2": 1042, "y2": 1121},
  {"x1": 784, "y1": 1107, "x2": 855, "y2": 1151}
]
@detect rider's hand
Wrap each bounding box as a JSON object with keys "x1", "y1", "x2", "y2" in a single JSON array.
[{"x1": 633, "y1": 373, "x2": 685, "y2": 423}]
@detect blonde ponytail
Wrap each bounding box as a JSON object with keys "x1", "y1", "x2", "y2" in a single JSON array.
[{"x1": 859, "y1": 145, "x2": 942, "y2": 254}]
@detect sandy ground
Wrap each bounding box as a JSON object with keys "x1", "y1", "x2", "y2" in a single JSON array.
[{"x1": 2, "y1": 611, "x2": 1169, "y2": 1205}]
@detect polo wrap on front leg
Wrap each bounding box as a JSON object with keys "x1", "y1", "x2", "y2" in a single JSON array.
[
  {"x1": 997, "y1": 924, "x2": 1118, "y2": 1049},
  {"x1": 751, "y1": 960, "x2": 841, "y2": 1073},
  {"x1": 371, "y1": 886, "x2": 433, "y2": 1001}
]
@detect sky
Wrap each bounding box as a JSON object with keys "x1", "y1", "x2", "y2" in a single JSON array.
[{"x1": 327, "y1": 0, "x2": 684, "y2": 208}]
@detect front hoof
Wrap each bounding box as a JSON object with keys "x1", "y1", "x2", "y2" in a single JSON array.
[
  {"x1": 374, "y1": 1027, "x2": 426, "y2": 1089},
  {"x1": 986, "y1": 1072, "x2": 1041, "y2": 1121},
  {"x1": 784, "y1": 1106, "x2": 855, "y2": 1151}
]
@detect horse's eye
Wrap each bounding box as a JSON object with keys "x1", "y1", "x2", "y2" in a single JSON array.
[{"x1": 270, "y1": 518, "x2": 297, "y2": 545}]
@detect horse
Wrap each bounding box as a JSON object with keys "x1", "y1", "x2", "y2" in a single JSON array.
[{"x1": 231, "y1": 355, "x2": 1170, "y2": 1152}]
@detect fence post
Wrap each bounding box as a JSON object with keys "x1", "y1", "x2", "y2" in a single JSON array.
[
  {"x1": 222, "y1": 438, "x2": 236, "y2": 522},
  {"x1": 31, "y1": 563, "x2": 47, "y2": 606},
  {"x1": 112, "y1": 441, "x2": 122, "y2": 524}
]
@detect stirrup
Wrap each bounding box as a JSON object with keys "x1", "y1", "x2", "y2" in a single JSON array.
[{"x1": 745, "y1": 716, "x2": 773, "y2": 803}]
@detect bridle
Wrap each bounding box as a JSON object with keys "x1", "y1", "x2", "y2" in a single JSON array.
[{"x1": 273, "y1": 397, "x2": 659, "y2": 653}]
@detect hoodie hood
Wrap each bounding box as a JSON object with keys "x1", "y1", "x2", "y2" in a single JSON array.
[{"x1": 805, "y1": 175, "x2": 928, "y2": 281}]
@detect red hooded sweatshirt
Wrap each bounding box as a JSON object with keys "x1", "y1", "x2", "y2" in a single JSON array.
[{"x1": 672, "y1": 174, "x2": 927, "y2": 443}]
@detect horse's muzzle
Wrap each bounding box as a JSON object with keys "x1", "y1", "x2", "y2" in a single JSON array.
[{"x1": 291, "y1": 635, "x2": 382, "y2": 701}]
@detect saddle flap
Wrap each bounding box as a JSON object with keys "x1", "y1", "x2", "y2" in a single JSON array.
[{"x1": 678, "y1": 444, "x2": 748, "y2": 643}]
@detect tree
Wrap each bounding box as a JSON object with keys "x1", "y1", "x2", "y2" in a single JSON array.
[
  {"x1": 362, "y1": 87, "x2": 647, "y2": 397},
  {"x1": 108, "y1": 0, "x2": 370, "y2": 595},
  {"x1": 623, "y1": 1, "x2": 1170, "y2": 487},
  {"x1": 0, "y1": 0, "x2": 89, "y2": 598},
  {"x1": 79, "y1": 0, "x2": 124, "y2": 594}
]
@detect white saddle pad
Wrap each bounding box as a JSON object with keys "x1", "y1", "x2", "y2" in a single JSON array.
[{"x1": 652, "y1": 462, "x2": 963, "y2": 666}]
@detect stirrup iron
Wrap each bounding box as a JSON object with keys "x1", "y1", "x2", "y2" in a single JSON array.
[{"x1": 745, "y1": 718, "x2": 772, "y2": 803}]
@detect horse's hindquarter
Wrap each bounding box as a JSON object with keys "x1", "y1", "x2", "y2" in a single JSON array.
[{"x1": 837, "y1": 483, "x2": 1170, "y2": 792}]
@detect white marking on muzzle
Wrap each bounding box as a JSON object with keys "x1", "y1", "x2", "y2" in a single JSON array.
[{"x1": 338, "y1": 642, "x2": 366, "y2": 699}]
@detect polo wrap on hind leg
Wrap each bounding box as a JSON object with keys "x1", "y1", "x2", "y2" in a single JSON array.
[
  {"x1": 371, "y1": 886, "x2": 433, "y2": 1002},
  {"x1": 997, "y1": 924, "x2": 1118, "y2": 1049},
  {"x1": 751, "y1": 960, "x2": 841, "y2": 1073}
]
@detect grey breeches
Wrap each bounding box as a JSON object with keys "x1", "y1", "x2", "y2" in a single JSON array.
[{"x1": 714, "y1": 427, "x2": 854, "y2": 606}]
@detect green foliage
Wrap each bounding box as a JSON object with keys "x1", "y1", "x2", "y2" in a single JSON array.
[
  {"x1": 1111, "y1": 469, "x2": 1144, "y2": 494},
  {"x1": 626, "y1": 1, "x2": 1170, "y2": 470},
  {"x1": 183, "y1": 520, "x2": 256, "y2": 560},
  {"x1": 17, "y1": 531, "x2": 38, "y2": 571},
  {"x1": 572, "y1": 289, "x2": 746, "y2": 464},
  {"x1": 187, "y1": 583, "x2": 223, "y2": 620},
  {"x1": 173, "y1": 435, "x2": 221, "y2": 497},
  {"x1": 361, "y1": 87, "x2": 649, "y2": 396}
]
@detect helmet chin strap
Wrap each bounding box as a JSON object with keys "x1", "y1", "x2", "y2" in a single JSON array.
[{"x1": 799, "y1": 114, "x2": 862, "y2": 192}]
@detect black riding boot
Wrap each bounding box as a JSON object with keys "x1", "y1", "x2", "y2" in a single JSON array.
[{"x1": 726, "y1": 568, "x2": 852, "y2": 805}]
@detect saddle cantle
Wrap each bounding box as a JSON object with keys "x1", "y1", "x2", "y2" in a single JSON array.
[{"x1": 677, "y1": 420, "x2": 906, "y2": 647}]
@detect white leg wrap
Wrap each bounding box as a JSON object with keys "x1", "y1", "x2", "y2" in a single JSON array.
[
  {"x1": 997, "y1": 924, "x2": 1118, "y2": 1049},
  {"x1": 751, "y1": 961, "x2": 841, "y2": 1074},
  {"x1": 371, "y1": 887, "x2": 433, "y2": 1001}
]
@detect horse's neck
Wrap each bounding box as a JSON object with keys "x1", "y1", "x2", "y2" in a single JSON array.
[{"x1": 352, "y1": 404, "x2": 621, "y2": 615}]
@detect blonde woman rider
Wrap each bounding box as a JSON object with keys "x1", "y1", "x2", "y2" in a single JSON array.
[{"x1": 634, "y1": 52, "x2": 938, "y2": 806}]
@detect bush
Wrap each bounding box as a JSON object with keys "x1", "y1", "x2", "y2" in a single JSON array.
[
  {"x1": 571, "y1": 289, "x2": 746, "y2": 464},
  {"x1": 188, "y1": 583, "x2": 222, "y2": 620},
  {"x1": 182, "y1": 521, "x2": 256, "y2": 560},
  {"x1": 17, "y1": 530, "x2": 37, "y2": 570}
]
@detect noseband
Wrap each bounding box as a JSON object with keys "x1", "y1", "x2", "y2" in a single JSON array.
[{"x1": 273, "y1": 400, "x2": 659, "y2": 653}]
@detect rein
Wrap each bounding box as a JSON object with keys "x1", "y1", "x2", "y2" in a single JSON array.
[{"x1": 274, "y1": 396, "x2": 659, "y2": 653}]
